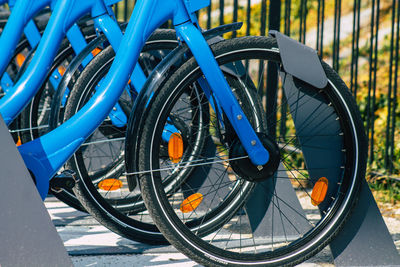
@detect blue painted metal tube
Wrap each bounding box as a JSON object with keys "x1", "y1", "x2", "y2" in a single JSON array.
[
  {"x1": 176, "y1": 22, "x2": 269, "y2": 166},
  {"x1": 0, "y1": 0, "x2": 51, "y2": 75},
  {"x1": 94, "y1": 14, "x2": 147, "y2": 91},
  {"x1": 93, "y1": 15, "x2": 137, "y2": 126},
  {"x1": 0, "y1": 0, "x2": 49, "y2": 93}
]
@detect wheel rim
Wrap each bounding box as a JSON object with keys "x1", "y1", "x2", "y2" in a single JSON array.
[{"x1": 142, "y1": 47, "x2": 361, "y2": 264}]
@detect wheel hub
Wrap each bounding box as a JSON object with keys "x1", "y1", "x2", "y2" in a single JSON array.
[{"x1": 229, "y1": 133, "x2": 280, "y2": 182}]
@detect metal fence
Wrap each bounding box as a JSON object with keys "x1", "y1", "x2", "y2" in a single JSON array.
[{"x1": 115, "y1": 0, "x2": 400, "y2": 178}]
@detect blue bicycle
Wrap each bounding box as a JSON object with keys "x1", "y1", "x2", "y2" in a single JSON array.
[{"x1": 2, "y1": 0, "x2": 367, "y2": 262}]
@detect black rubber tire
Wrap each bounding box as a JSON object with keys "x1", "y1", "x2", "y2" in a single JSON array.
[
  {"x1": 136, "y1": 36, "x2": 367, "y2": 266},
  {"x1": 64, "y1": 29, "x2": 180, "y2": 244}
]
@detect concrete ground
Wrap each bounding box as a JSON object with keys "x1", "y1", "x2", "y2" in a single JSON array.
[{"x1": 45, "y1": 197, "x2": 400, "y2": 267}]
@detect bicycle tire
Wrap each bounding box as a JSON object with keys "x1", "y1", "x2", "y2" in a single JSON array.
[
  {"x1": 135, "y1": 36, "x2": 367, "y2": 266},
  {"x1": 64, "y1": 29, "x2": 181, "y2": 244}
]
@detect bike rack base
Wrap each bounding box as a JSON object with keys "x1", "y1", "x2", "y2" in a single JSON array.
[
  {"x1": 0, "y1": 115, "x2": 72, "y2": 266},
  {"x1": 246, "y1": 167, "x2": 400, "y2": 266},
  {"x1": 330, "y1": 178, "x2": 400, "y2": 266},
  {"x1": 246, "y1": 71, "x2": 400, "y2": 265}
]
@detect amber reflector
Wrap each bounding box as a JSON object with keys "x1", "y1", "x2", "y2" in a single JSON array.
[
  {"x1": 16, "y1": 53, "x2": 26, "y2": 67},
  {"x1": 168, "y1": 133, "x2": 183, "y2": 163},
  {"x1": 16, "y1": 136, "x2": 22, "y2": 147},
  {"x1": 98, "y1": 179, "x2": 123, "y2": 191},
  {"x1": 92, "y1": 47, "x2": 102, "y2": 57},
  {"x1": 311, "y1": 177, "x2": 328, "y2": 206},
  {"x1": 58, "y1": 66, "x2": 66, "y2": 76},
  {"x1": 180, "y1": 193, "x2": 203, "y2": 213}
]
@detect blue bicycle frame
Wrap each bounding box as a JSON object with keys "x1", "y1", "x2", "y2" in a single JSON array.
[{"x1": 13, "y1": 0, "x2": 269, "y2": 200}]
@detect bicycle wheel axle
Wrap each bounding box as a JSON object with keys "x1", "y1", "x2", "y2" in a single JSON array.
[{"x1": 229, "y1": 133, "x2": 280, "y2": 182}]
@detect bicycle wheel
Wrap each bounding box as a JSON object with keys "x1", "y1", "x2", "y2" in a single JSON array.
[
  {"x1": 134, "y1": 36, "x2": 367, "y2": 266},
  {"x1": 64, "y1": 29, "x2": 183, "y2": 244}
]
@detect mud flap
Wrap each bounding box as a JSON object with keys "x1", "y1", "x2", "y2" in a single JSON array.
[{"x1": 270, "y1": 30, "x2": 328, "y2": 89}]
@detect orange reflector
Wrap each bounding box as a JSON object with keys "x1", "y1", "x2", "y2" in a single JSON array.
[
  {"x1": 98, "y1": 179, "x2": 123, "y2": 191},
  {"x1": 311, "y1": 177, "x2": 328, "y2": 206},
  {"x1": 180, "y1": 193, "x2": 203, "y2": 213},
  {"x1": 91, "y1": 47, "x2": 102, "y2": 57},
  {"x1": 58, "y1": 66, "x2": 66, "y2": 76},
  {"x1": 168, "y1": 133, "x2": 183, "y2": 163},
  {"x1": 16, "y1": 53, "x2": 26, "y2": 67},
  {"x1": 16, "y1": 136, "x2": 22, "y2": 147}
]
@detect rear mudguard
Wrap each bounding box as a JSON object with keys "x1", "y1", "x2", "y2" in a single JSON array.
[
  {"x1": 269, "y1": 30, "x2": 327, "y2": 89},
  {"x1": 125, "y1": 22, "x2": 243, "y2": 191}
]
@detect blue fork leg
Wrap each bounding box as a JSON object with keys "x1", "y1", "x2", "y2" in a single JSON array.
[{"x1": 176, "y1": 22, "x2": 269, "y2": 166}]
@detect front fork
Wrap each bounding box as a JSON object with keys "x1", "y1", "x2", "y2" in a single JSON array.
[{"x1": 175, "y1": 22, "x2": 269, "y2": 167}]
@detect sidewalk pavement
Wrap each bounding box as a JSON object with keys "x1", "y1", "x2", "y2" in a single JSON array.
[{"x1": 45, "y1": 197, "x2": 399, "y2": 267}]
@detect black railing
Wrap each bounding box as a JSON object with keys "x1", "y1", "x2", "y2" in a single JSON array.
[{"x1": 115, "y1": 0, "x2": 399, "y2": 178}]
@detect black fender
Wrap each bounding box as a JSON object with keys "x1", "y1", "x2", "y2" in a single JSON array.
[
  {"x1": 269, "y1": 30, "x2": 328, "y2": 89},
  {"x1": 125, "y1": 22, "x2": 243, "y2": 191}
]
